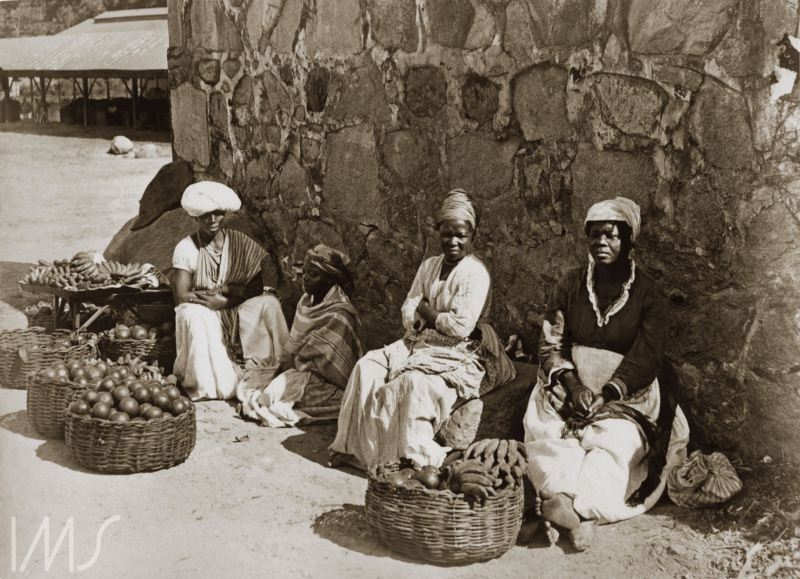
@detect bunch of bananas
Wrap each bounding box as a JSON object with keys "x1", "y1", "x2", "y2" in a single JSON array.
[
  {"x1": 444, "y1": 438, "x2": 529, "y2": 500},
  {"x1": 96, "y1": 260, "x2": 149, "y2": 286},
  {"x1": 20, "y1": 253, "x2": 154, "y2": 291}
]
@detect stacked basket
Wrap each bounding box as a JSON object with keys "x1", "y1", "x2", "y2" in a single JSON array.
[
  {"x1": 365, "y1": 459, "x2": 524, "y2": 564},
  {"x1": 99, "y1": 335, "x2": 176, "y2": 374},
  {"x1": 0, "y1": 328, "x2": 95, "y2": 389}
]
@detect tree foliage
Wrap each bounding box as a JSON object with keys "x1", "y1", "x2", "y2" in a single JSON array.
[{"x1": 0, "y1": 0, "x2": 166, "y2": 38}]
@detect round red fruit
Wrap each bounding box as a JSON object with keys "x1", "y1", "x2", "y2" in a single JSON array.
[
  {"x1": 144, "y1": 407, "x2": 163, "y2": 420},
  {"x1": 152, "y1": 392, "x2": 171, "y2": 411},
  {"x1": 118, "y1": 397, "x2": 139, "y2": 418},
  {"x1": 109, "y1": 411, "x2": 130, "y2": 422},
  {"x1": 70, "y1": 400, "x2": 90, "y2": 415},
  {"x1": 91, "y1": 402, "x2": 112, "y2": 420}
]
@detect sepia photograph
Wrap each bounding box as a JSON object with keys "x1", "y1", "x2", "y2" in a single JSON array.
[{"x1": 0, "y1": 0, "x2": 799, "y2": 577}]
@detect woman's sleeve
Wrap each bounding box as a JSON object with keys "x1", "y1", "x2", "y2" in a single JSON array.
[
  {"x1": 608, "y1": 283, "x2": 669, "y2": 397},
  {"x1": 172, "y1": 239, "x2": 196, "y2": 273},
  {"x1": 401, "y1": 260, "x2": 429, "y2": 330},
  {"x1": 434, "y1": 264, "x2": 490, "y2": 339},
  {"x1": 538, "y1": 273, "x2": 576, "y2": 385}
]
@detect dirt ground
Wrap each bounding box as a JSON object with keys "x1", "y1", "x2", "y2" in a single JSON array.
[{"x1": 0, "y1": 128, "x2": 798, "y2": 579}]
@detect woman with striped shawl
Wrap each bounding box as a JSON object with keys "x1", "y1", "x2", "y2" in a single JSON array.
[
  {"x1": 328, "y1": 190, "x2": 516, "y2": 470},
  {"x1": 237, "y1": 245, "x2": 362, "y2": 427},
  {"x1": 172, "y1": 182, "x2": 289, "y2": 401}
]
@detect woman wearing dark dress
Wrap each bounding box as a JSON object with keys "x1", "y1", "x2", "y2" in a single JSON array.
[{"x1": 523, "y1": 197, "x2": 689, "y2": 551}]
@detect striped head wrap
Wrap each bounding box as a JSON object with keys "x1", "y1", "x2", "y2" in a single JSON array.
[
  {"x1": 436, "y1": 189, "x2": 479, "y2": 231},
  {"x1": 306, "y1": 244, "x2": 355, "y2": 296},
  {"x1": 585, "y1": 197, "x2": 641, "y2": 242}
]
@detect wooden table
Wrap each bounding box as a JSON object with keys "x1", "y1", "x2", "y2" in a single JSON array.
[{"x1": 19, "y1": 284, "x2": 173, "y2": 330}]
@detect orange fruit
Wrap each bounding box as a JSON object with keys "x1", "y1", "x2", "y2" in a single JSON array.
[
  {"x1": 137, "y1": 403, "x2": 153, "y2": 417},
  {"x1": 69, "y1": 366, "x2": 86, "y2": 380},
  {"x1": 412, "y1": 470, "x2": 440, "y2": 489},
  {"x1": 70, "y1": 400, "x2": 91, "y2": 415},
  {"x1": 109, "y1": 411, "x2": 130, "y2": 422},
  {"x1": 152, "y1": 392, "x2": 171, "y2": 411},
  {"x1": 130, "y1": 326, "x2": 148, "y2": 340},
  {"x1": 168, "y1": 399, "x2": 188, "y2": 416},
  {"x1": 81, "y1": 389, "x2": 98, "y2": 404},
  {"x1": 131, "y1": 386, "x2": 151, "y2": 404},
  {"x1": 92, "y1": 402, "x2": 112, "y2": 419},
  {"x1": 97, "y1": 377, "x2": 116, "y2": 392},
  {"x1": 112, "y1": 386, "x2": 131, "y2": 403},
  {"x1": 118, "y1": 397, "x2": 139, "y2": 417},
  {"x1": 130, "y1": 416, "x2": 147, "y2": 423},
  {"x1": 163, "y1": 385, "x2": 181, "y2": 401},
  {"x1": 144, "y1": 406, "x2": 163, "y2": 420},
  {"x1": 95, "y1": 391, "x2": 114, "y2": 406}
]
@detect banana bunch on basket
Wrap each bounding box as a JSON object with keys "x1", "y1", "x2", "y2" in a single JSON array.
[
  {"x1": 21, "y1": 252, "x2": 159, "y2": 291},
  {"x1": 444, "y1": 438, "x2": 529, "y2": 500}
]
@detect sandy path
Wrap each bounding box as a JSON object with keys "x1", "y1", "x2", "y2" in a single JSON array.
[{"x1": 0, "y1": 131, "x2": 169, "y2": 263}]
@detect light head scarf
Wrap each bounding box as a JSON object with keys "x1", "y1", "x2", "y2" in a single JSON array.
[
  {"x1": 181, "y1": 181, "x2": 242, "y2": 217},
  {"x1": 306, "y1": 244, "x2": 355, "y2": 297},
  {"x1": 585, "y1": 197, "x2": 641, "y2": 242},
  {"x1": 436, "y1": 189, "x2": 479, "y2": 231}
]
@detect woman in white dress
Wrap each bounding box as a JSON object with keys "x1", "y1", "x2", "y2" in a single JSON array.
[
  {"x1": 171, "y1": 182, "x2": 289, "y2": 401},
  {"x1": 328, "y1": 189, "x2": 516, "y2": 470}
]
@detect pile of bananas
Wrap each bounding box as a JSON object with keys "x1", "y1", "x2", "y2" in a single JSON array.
[
  {"x1": 20, "y1": 252, "x2": 155, "y2": 291},
  {"x1": 444, "y1": 438, "x2": 529, "y2": 500}
]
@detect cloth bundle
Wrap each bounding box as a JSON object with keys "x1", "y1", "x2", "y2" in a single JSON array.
[{"x1": 667, "y1": 450, "x2": 743, "y2": 507}]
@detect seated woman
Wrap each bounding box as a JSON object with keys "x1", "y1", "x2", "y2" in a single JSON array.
[
  {"x1": 237, "y1": 245, "x2": 362, "y2": 427},
  {"x1": 523, "y1": 197, "x2": 689, "y2": 550},
  {"x1": 329, "y1": 189, "x2": 516, "y2": 470},
  {"x1": 172, "y1": 182, "x2": 289, "y2": 401}
]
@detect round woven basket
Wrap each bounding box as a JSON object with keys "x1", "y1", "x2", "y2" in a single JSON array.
[
  {"x1": 26, "y1": 377, "x2": 87, "y2": 438},
  {"x1": 365, "y1": 461, "x2": 525, "y2": 565},
  {"x1": 0, "y1": 329, "x2": 95, "y2": 390},
  {"x1": 98, "y1": 336, "x2": 176, "y2": 372},
  {"x1": 64, "y1": 403, "x2": 196, "y2": 474}
]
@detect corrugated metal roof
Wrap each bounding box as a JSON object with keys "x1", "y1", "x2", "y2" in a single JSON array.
[{"x1": 0, "y1": 10, "x2": 167, "y2": 75}]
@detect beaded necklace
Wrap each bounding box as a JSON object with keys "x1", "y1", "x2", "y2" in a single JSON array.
[{"x1": 586, "y1": 257, "x2": 636, "y2": 327}]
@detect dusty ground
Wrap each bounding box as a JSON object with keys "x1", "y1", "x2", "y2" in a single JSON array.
[{"x1": 0, "y1": 127, "x2": 798, "y2": 579}]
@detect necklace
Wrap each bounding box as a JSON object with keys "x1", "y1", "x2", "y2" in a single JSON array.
[
  {"x1": 586, "y1": 258, "x2": 636, "y2": 327},
  {"x1": 443, "y1": 257, "x2": 460, "y2": 266}
]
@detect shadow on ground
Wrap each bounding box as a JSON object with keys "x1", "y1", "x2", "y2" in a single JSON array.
[
  {"x1": 0, "y1": 409, "x2": 48, "y2": 441},
  {"x1": 280, "y1": 423, "x2": 367, "y2": 479},
  {"x1": 0, "y1": 122, "x2": 171, "y2": 143},
  {"x1": 35, "y1": 439, "x2": 97, "y2": 474}
]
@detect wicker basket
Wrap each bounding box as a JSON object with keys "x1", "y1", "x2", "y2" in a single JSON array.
[
  {"x1": 0, "y1": 328, "x2": 96, "y2": 390},
  {"x1": 65, "y1": 403, "x2": 196, "y2": 474},
  {"x1": 98, "y1": 336, "x2": 176, "y2": 372},
  {"x1": 27, "y1": 377, "x2": 87, "y2": 438},
  {"x1": 365, "y1": 460, "x2": 525, "y2": 565}
]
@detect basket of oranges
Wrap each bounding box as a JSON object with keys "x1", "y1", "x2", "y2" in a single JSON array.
[
  {"x1": 98, "y1": 322, "x2": 176, "y2": 374},
  {"x1": 0, "y1": 328, "x2": 96, "y2": 390},
  {"x1": 26, "y1": 354, "x2": 164, "y2": 439},
  {"x1": 64, "y1": 367, "x2": 195, "y2": 474}
]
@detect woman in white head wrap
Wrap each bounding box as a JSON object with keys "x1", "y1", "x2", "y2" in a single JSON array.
[
  {"x1": 520, "y1": 197, "x2": 689, "y2": 551},
  {"x1": 172, "y1": 182, "x2": 289, "y2": 401},
  {"x1": 328, "y1": 189, "x2": 516, "y2": 470}
]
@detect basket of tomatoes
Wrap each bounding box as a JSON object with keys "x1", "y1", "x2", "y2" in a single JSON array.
[
  {"x1": 364, "y1": 440, "x2": 527, "y2": 565},
  {"x1": 0, "y1": 328, "x2": 96, "y2": 390},
  {"x1": 64, "y1": 369, "x2": 195, "y2": 474},
  {"x1": 98, "y1": 322, "x2": 176, "y2": 374},
  {"x1": 26, "y1": 355, "x2": 166, "y2": 439}
]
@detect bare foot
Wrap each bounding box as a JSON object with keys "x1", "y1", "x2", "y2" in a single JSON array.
[
  {"x1": 538, "y1": 489, "x2": 581, "y2": 530},
  {"x1": 569, "y1": 520, "x2": 596, "y2": 551},
  {"x1": 326, "y1": 453, "x2": 347, "y2": 468},
  {"x1": 544, "y1": 521, "x2": 560, "y2": 546}
]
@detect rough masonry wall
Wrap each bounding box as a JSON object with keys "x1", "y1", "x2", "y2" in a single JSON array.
[{"x1": 167, "y1": 0, "x2": 800, "y2": 460}]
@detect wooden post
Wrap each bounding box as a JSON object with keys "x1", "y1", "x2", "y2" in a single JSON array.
[
  {"x1": 131, "y1": 77, "x2": 138, "y2": 128},
  {"x1": 106, "y1": 78, "x2": 110, "y2": 101},
  {"x1": 39, "y1": 76, "x2": 46, "y2": 123},
  {"x1": 82, "y1": 76, "x2": 88, "y2": 126},
  {"x1": 0, "y1": 69, "x2": 7, "y2": 124},
  {"x1": 73, "y1": 78, "x2": 76, "y2": 100}
]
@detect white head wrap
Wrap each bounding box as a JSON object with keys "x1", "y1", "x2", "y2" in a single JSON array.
[
  {"x1": 585, "y1": 197, "x2": 641, "y2": 242},
  {"x1": 437, "y1": 189, "x2": 478, "y2": 230},
  {"x1": 181, "y1": 181, "x2": 241, "y2": 217}
]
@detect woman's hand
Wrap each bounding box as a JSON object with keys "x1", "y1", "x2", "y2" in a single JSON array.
[
  {"x1": 570, "y1": 385, "x2": 595, "y2": 413},
  {"x1": 190, "y1": 291, "x2": 230, "y2": 311},
  {"x1": 417, "y1": 298, "x2": 440, "y2": 327}
]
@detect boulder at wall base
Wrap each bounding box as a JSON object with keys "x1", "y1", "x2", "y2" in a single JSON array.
[
  {"x1": 436, "y1": 362, "x2": 537, "y2": 449},
  {"x1": 105, "y1": 208, "x2": 267, "y2": 279},
  {"x1": 135, "y1": 144, "x2": 161, "y2": 159},
  {"x1": 109, "y1": 136, "x2": 134, "y2": 155},
  {"x1": 131, "y1": 160, "x2": 194, "y2": 231}
]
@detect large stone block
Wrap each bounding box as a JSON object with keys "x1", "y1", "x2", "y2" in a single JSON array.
[
  {"x1": 271, "y1": 155, "x2": 308, "y2": 207},
  {"x1": 529, "y1": 0, "x2": 607, "y2": 47},
  {"x1": 593, "y1": 73, "x2": 668, "y2": 137},
  {"x1": 405, "y1": 66, "x2": 447, "y2": 118},
  {"x1": 168, "y1": 0, "x2": 184, "y2": 48},
  {"x1": 687, "y1": 79, "x2": 756, "y2": 170},
  {"x1": 306, "y1": 67, "x2": 330, "y2": 113},
  {"x1": 570, "y1": 143, "x2": 657, "y2": 221},
  {"x1": 512, "y1": 65, "x2": 574, "y2": 141},
  {"x1": 381, "y1": 130, "x2": 424, "y2": 187},
  {"x1": 448, "y1": 133, "x2": 518, "y2": 200},
  {"x1": 674, "y1": 176, "x2": 727, "y2": 251},
  {"x1": 462, "y1": 74, "x2": 499, "y2": 122},
  {"x1": 437, "y1": 362, "x2": 537, "y2": 449},
  {"x1": 628, "y1": 0, "x2": 737, "y2": 55},
  {"x1": 260, "y1": 70, "x2": 293, "y2": 115},
  {"x1": 367, "y1": 0, "x2": 417, "y2": 52},
  {"x1": 132, "y1": 160, "x2": 195, "y2": 231},
  {"x1": 292, "y1": 220, "x2": 346, "y2": 264},
  {"x1": 171, "y1": 83, "x2": 210, "y2": 167},
  {"x1": 427, "y1": 0, "x2": 476, "y2": 49},
  {"x1": 329, "y1": 58, "x2": 391, "y2": 125},
  {"x1": 323, "y1": 125, "x2": 383, "y2": 223},
  {"x1": 270, "y1": 0, "x2": 303, "y2": 52},
  {"x1": 312, "y1": 0, "x2": 363, "y2": 56},
  {"x1": 733, "y1": 201, "x2": 800, "y2": 288},
  {"x1": 246, "y1": 0, "x2": 283, "y2": 49},
  {"x1": 504, "y1": 0, "x2": 536, "y2": 62},
  {"x1": 190, "y1": 0, "x2": 243, "y2": 52},
  {"x1": 244, "y1": 153, "x2": 272, "y2": 199},
  {"x1": 197, "y1": 59, "x2": 221, "y2": 85}
]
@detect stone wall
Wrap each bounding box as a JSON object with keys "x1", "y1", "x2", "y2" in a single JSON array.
[{"x1": 167, "y1": 0, "x2": 800, "y2": 460}]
